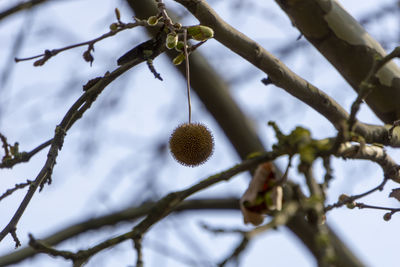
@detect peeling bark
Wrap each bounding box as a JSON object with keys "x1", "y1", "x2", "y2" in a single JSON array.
[{"x1": 276, "y1": 0, "x2": 400, "y2": 124}]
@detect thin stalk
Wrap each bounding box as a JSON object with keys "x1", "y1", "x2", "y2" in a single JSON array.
[{"x1": 183, "y1": 28, "x2": 191, "y2": 124}]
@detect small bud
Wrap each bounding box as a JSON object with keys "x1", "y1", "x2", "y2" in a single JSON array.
[
  {"x1": 83, "y1": 50, "x2": 94, "y2": 65},
  {"x1": 174, "y1": 22, "x2": 182, "y2": 29},
  {"x1": 338, "y1": 194, "x2": 351, "y2": 202},
  {"x1": 175, "y1": 41, "x2": 186, "y2": 52},
  {"x1": 166, "y1": 33, "x2": 178, "y2": 49},
  {"x1": 346, "y1": 201, "x2": 356, "y2": 209},
  {"x1": 109, "y1": 23, "x2": 118, "y2": 31},
  {"x1": 33, "y1": 58, "x2": 45, "y2": 66},
  {"x1": 115, "y1": 8, "x2": 121, "y2": 21},
  {"x1": 187, "y1": 25, "x2": 214, "y2": 41},
  {"x1": 172, "y1": 53, "x2": 185, "y2": 65},
  {"x1": 383, "y1": 212, "x2": 392, "y2": 221},
  {"x1": 147, "y1": 16, "x2": 159, "y2": 26}
]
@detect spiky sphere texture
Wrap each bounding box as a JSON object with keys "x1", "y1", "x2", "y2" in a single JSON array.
[{"x1": 169, "y1": 123, "x2": 214, "y2": 167}]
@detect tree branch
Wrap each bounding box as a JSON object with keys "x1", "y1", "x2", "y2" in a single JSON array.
[
  {"x1": 173, "y1": 0, "x2": 400, "y2": 148},
  {"x1": 0, "y1": 198, "x2": 240, "y2": 265},
  {"x1": 0, "y1": 0, "x2": 48, "y2": 21},
  {"x1": 275, "y1": 0, "x2": 400, "y2": 124},
  {"x1": 0, "y1": 45, "x2": 162, "y2": 246}
]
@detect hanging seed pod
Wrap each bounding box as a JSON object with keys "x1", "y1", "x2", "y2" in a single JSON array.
[{"x1": 169, "y1": 123, "x2": 214, "y2": 167}]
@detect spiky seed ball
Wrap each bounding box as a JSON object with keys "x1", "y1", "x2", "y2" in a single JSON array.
[{"x1": 169, "y1": 123, "x2": 214, "y2": 167}]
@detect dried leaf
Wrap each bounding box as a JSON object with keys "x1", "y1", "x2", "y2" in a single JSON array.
[
  {"x1": 389, "y1": 188, "x2": 400, "y2": 202},
  {"x1": 240, "y1": 162, "x2": 282, "y2": 226}
]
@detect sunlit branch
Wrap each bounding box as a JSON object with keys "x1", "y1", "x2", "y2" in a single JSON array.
[{"x1": 173, "y1": 0, "x2": 400, "y2": 148}]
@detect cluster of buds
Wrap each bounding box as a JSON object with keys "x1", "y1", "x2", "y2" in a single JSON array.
[{"x1": 145, "y1": 14, "x2": 214, "y2": 66}]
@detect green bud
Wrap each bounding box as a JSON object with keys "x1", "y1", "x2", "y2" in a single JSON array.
[
  {"x1": 175, "y1": 41, "x2": 186, "y2": 52},
  {"x1": 187, "y1": 25, "x2": 214, "y2": 41},
  {"x1": 115, "y1": 8, "x2": 121, "y2": 21},
  {"x1": 338, "y1": 194, "x2": 350, "y2": 202},
  {"x1": 346, "y1": 201, "x2": 356, "y2": 209},
  {"x1": 109, "y1": 23, "x2": 118, "y2": 31},
  {"x1": 174, "y1": 22, "x2": 182, "y2": 30},
  {"x1": 172, "y1": 53, "x2": 185, "y2": 65},
  {"x1": 147, "y1": 16, "x2": 159, "y2": 26},
  {"x1": 166, "y1": 33, "x2": 178, "y2": 49}
]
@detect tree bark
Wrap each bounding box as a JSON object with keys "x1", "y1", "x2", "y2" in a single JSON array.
[{"x1": 275, "y1": 0, "x2": 400, "y2": 124}]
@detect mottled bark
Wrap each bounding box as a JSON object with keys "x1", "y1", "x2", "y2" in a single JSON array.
[{"x1": 275, "y1": 0, "x2": 400, "y2": 124}]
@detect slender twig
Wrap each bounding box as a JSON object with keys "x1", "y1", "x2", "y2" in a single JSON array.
[
  {"x1": 348, "y1": 46, "x2": 400, "y2": 129},
  {"x1": 155, "y1": 0, "x2": 175, "y2": 33},
  {"x1": 0, "y1": 51, "x2": 158, "y2": 246},
  {"x1": 212, "y1": 202, "x2": 298, "y2": 266},
  {"x1": 183, "y1": 28, "x2": 192, "y2": 123},
  {"x1": 0, "y1": 139, "x2": 52, "y2": 169},
  {"x1": 15, "y1": 20, "x2": 147, "y2": 65},
  {"x1": 28, "y1": 234, "x2": 75, "y2": 259},
  {"x1": 357, "y1": 202, "x2": 400, "y2": 212},
  {"x1": 133, "y1": 236, "x2": 143, "y2": 267},
  {"x1": 325, "y1": 178, "x2": 388, "y2": 212},
  {"x1": 0, "y1": 0, "x2": 47, "y2": 21},
  {"x1": 0, "y1": 198, "x2": 240, "y2": 266},
  {"x1": 26, "y1": 150, "x2": 283, "y2": 265},
  {"x1": 0, "y1": 180, "x2": 32, "y2": 202}
]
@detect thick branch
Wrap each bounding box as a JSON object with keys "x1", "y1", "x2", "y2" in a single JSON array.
[
  {"x1": 173, "y1": 0, "x2": 400, "y2": 147},
  {"x1": 275, "y1": 0, "x2": 400, "y2": 124},
  {"x1": 0, "y1": 0, "x2": 47, "y2": 21}
]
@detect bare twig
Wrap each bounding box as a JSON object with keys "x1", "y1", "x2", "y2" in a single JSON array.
[
  {"x1": 133, "y1": 236, "x2": 143, "y2": 267},
  {"x1": 183, "y1": 28, "x2": 192, "y2": 124},
  {"x1": 0, "y1": 198, "x2": 240, "y2": 266},
  {"x1": 0, "y1": 180, "x2": 32, "y2": 202},
  {"x1": 28, "y1": 234, "x2": 75, "y2": 259},
  {"x1": 214, "y1": 202, "x2": 299, "y2": 266},
  {"x1": 155, "y1": 0, "x2": 176, "y2": 33},
  {"x1": 325, "y1": 178, "x2": 388, "y2": 212},
  {"x1": 356, "y1": 202, "x2": 400, "y2": 213},
  {"x1": 348, "y1": 46, "x2": 400, "y2": 129},
  {"x1": 0, "y1": 139, "x2": 52, "y2": 169},
  {"x1": 0, "y1": 48, "x2": 162, "y2": 246},
  {"x1": 25, "y1": 150, "x2": 283, "y2": 265},
  {"x1": 0, "y1": 0, "x2": 48, "y2": 21},
  {"x1": 15, "y1": 20, "x2": 147, "y2": 65}
]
